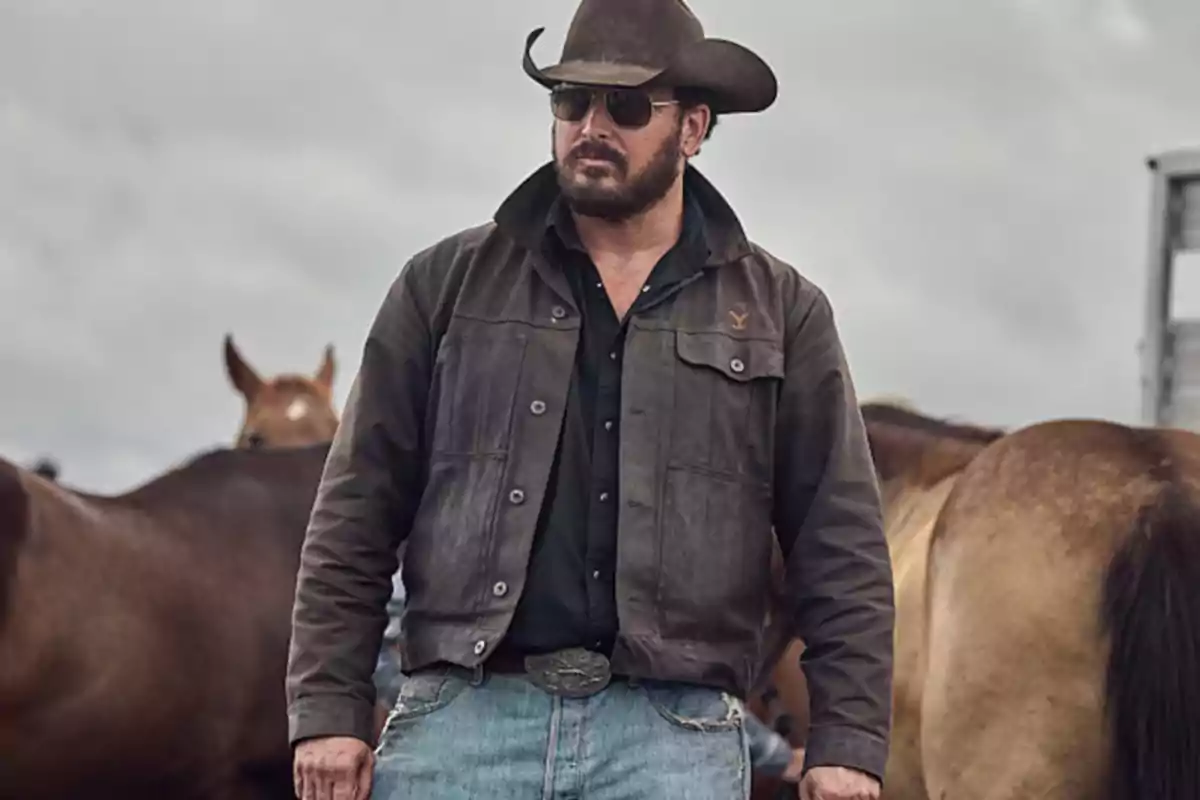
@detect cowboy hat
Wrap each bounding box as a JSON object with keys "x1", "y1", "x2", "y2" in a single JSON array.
[{"x1": 522, "y1": 0, "x2": 778, "y2": 115}]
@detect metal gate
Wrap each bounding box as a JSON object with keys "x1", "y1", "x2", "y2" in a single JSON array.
[{"x1": 1140, "y1": 147, "x2": 1200, "y2": 428}]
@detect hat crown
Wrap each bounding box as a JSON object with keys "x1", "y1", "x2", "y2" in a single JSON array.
[{"x1": 558, "y1": 0, "x2": 704, "y2": 70}]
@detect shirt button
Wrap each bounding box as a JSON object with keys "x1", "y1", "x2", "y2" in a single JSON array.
[
  {"x1": 492, "y1": 581, "x2": 508, "y2": 597},
  {"x1": 551, "y1": 305, "x2": 567, "y2": 320},
  {"x1": 509, "y1": 488, "x2": 525, "y2": 504},
  {"x1": 730, "y1": 357, "x2": 745, "y2": 374},
  {"x1": 641, "y1": 285, "x2": 650, "y2": 293},
  {"x1": 599, "y1": 492, "x2": 609, "y2": 502},
  {"x1": 530, "y1": 400, "x2": 547, "y2": 415},
  {"x1": 604, "y1": 420, "x2": 613, "y2": 431},
  {"x1": 609, "y1": 351, "x2": 617, "y2": 360},
  {"x1": 592, "y1": 570, "x2": 601, "y2": 579},
  {"x1": 473, "y1": 639, "x2": 487, "y2": 655}
]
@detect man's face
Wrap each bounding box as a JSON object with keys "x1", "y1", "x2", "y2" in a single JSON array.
[{"x1": 551, "y1": 84, "x2": 709, "y2": 221}]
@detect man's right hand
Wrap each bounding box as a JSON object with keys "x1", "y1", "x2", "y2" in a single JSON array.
[{"x1": 293, "y1": 735, "x2": 375, "y2": 800}]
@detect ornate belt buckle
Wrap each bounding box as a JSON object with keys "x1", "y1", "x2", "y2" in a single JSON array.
[{"x1": 523, "y1": 647, "x2": 612, "y2": 698}]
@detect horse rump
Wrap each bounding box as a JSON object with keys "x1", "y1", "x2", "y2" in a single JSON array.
[{"x1": 1102, "y1": 482, "x2": 1200, "y2": 800}]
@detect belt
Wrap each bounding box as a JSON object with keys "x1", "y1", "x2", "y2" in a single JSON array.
[{"x1": 482, "y1": 645, "x2": 615, "y2": 699}]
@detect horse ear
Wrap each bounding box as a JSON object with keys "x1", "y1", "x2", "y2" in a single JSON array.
[
  {"x1": 315, "y1": 344, "x2": 336, "y2": 390},
  {"x1": 224, "y1": 334, "x2": 263, "y2": 399}
]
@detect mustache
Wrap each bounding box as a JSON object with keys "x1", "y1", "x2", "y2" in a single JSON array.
[{"x1": 567, "y1": 140, "x2": 627, "y2": 169}]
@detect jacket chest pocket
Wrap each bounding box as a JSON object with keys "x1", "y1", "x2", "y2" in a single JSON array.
[
  {"x1": 429, "y1": 324, "x2": 529, "y2": 457},
  {"x1": 668, "y1": 331, "x2": 784, "y2": 483}
]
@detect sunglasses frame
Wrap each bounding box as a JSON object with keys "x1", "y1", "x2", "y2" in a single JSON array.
[{"x1": 549, "y1": 83, "x2": 679, "y2": 129}]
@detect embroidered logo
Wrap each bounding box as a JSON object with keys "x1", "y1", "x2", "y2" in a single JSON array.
[{"x1": 728, "y1": 304, "x2": 750, "y2": 331}]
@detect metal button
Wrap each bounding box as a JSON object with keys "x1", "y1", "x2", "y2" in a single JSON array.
[
  {"x1": 530, "y1": 400, "x2": 546, "y2": 415},
  {"x1": 492, "y1": 581, "x2": 508, "y2": 597},
  {"x1": 730, "y1": 357, "x2": 745, "y2": 374},
  {"x1": 509, "y1": 488, "x2": 526, "y2": 504},
  {"x1": 641, "y1": 285, "x2": 650, "y2": 293},
  {"x1": 609, "y1": 351, "x2": 617, "y2": 360},
  {"x1": 473, "y1": 639, "x2": 486, "y2": 655},
  {"x1": 599, "y1": 492, "x2": 610, "y2": 502},
  {"x1": 592, "y1": 570, "x2": 601, "y2": 579},
  {"x1": 551, "y1": 305, "x2": 567, "y2": 320},
  {"x1": 604, "y1": 420, "x2": 613, "y2": 431}
]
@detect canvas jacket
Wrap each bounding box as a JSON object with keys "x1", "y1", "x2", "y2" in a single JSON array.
[{"x1": 285, "y1": 162, "x2": 896, "y2": 781}]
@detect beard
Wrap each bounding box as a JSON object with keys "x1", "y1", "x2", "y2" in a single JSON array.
[{"x1": 553, "y1": 127, "x2": 683, "y2": 222}]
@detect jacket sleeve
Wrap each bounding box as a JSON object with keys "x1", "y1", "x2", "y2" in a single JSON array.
[
  {"x1": 285, "y1": 260, "x2": 433, "y2": 746},
  {"x1": 772, "y1": 283, "x2": 895, "y2": 783}
]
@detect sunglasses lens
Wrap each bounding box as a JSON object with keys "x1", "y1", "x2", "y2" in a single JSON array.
[
  {"x1": 550, "y1": 87, "x2": 592, "y2": 122},
  {"x1": 605, "y1": 90, "x2": 653, "y2": 127},
  {"x1": 550, "y1": 87, "x2": 657, "y2": 128}
]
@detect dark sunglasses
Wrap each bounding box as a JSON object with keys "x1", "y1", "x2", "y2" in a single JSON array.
[{"x1": 550, "y1": 85, "x2": 678, "y2": 129}]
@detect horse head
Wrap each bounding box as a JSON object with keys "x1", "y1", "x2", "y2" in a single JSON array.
[{"x1": 223, "y1": 334, "x2": 340, "y2": 449}]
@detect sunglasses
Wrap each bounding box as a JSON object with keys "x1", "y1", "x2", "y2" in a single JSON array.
[{"x1": 550, "y1": 85, "x2": 678, "y2": 129}]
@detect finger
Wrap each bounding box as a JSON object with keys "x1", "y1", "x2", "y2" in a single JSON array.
[
  {"x1": 299, "y1": 763, "x2": 318, "y2": 800},
  {"x1": 313, "y1": 760, "x2": 334, "y2": 800},
  {"x1": 355, "y1": 751, "x2": 376, "y2": 800}
]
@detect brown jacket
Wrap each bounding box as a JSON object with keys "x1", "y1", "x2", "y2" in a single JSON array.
[{"x1": 285, "y1": 163, "x2": 895, "y2": 780}]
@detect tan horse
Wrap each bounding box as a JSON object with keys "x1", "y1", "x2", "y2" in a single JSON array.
[
  {"x1": 755, "y1": 399, "x2": 1200, "y2": 800},
  {"x1": 881, "y1": 400, "x2": 1200, "y2": 799},
  {"x1": 223, "y1": 334, "x2": 340, "y2": 448}
]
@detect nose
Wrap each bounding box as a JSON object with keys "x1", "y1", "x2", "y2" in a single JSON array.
[{"x1": 578, "y1": 96, "x2": 612, "y2": 136}]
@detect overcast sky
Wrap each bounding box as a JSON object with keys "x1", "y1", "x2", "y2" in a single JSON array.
[{"x1": 2, "y1": 0, "x2": 1199, "y2": 493}]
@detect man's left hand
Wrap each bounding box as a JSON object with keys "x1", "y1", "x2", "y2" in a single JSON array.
[{"x1": 798, "y1": 766, "x2": 880, "y2": 800}]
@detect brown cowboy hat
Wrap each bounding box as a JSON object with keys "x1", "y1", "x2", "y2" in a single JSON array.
[{"x1": 522, "y1": 0, "x2": 778, "y2": 115}]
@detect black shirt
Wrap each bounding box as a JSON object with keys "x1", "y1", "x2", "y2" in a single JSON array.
[{"x1": 501, "y1": 192, "x2": 710, "y2": 658}]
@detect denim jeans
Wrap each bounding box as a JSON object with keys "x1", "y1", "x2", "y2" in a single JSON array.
[{"x1": 371, "y1": 664, "x2": 752, "y2": 799}]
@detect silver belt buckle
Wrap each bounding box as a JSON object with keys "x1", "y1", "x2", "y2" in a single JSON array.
[{"x1": 523, "y1": 647, "x2": 612, "y2": 698}]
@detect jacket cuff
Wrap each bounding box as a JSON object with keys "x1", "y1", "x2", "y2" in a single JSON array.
[
  {"x1": 288, "y1": 695, "x2": 377, "y2": 747},
  {"x1": 802, "y1": 725, "x2": 889, "y2": 785}
]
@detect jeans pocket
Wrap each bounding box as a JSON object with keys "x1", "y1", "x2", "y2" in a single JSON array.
[
  {"x1": 641, "y1": 681, "x2": 746, "y2": 733},
  {"x1": 376, "y1": 665, "x2": 470, "y2": 749}
]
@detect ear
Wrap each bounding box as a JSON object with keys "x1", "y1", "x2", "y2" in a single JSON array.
[
  {"x1": 680, "y1": 104, "x2": 711, "y2": 158},
  {"x1": 223, "y1": 334, "x2": 263, "y2": 399},
  {"x1": 315, "y1": 344, "x2": 336, "y2": 390}
]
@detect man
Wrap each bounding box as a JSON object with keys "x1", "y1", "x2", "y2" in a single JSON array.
[{"x1": 286, "y1": 1, "x2": 895, "y2": 798}]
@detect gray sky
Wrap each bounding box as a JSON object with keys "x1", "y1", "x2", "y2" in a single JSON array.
[{"x1": 2, "y1": 0, "x2": 1199, "y2": 493}]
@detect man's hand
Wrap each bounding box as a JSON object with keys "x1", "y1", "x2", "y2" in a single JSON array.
[
  {"x1": 293, "y1": 735, "x2": 375, "y2": 800},
  {"x1": 799, "y1": 765, "x2": 880, "y2": 799}
]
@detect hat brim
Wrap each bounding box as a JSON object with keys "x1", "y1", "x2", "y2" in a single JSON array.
[{"x1": 522, "y1": 27, "x2": 777, "y2": 115}]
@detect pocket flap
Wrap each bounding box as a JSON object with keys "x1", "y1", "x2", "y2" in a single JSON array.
[{"x1": 675, "y1": 332, "x2": 785, "y2": 382}]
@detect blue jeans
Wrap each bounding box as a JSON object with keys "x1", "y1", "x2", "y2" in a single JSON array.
[{"x1": 371, "y1": 664, "x2": 752, "y2": 799}]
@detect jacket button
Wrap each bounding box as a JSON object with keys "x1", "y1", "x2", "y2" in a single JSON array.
[
  {"x1": 551, "y1": 305, "x2": 567, "y2": 320},
  {"x1": 530, "y1": 400, "x2": 546, "y2": 415},
  {"x1": 509, "y1": 488, "x2": 525, "y2": 504},
  {"x1": 492, "y1": 581, "x2": 508, "y2": 597},
  {"x1": 730, "y1": 357, "x2": 745, "y2": 374},
  {"x1": 473, "y1": 639, "x2": 487, "y2": 655}
]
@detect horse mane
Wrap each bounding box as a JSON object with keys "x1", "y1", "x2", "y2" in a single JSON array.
[{"x1": 861, "y1": 399, "x2": 1005, "y2": 487}]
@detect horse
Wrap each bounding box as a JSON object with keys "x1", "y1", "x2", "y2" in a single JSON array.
[
  {"x1": 0, "y1": 442, "x2": 331, "y2": 799},
  {"x1": 222, "y1": 332, "x2": 408, "y2": 741},
  {"x1": 223, "y1": 333, "x2": 340, "y2": 449},
  {"x1": 759, "y1": 399, "x2": 1200, "y2": 800}
]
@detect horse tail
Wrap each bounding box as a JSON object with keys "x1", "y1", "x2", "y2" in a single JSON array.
[
  {"x1": 0, "y1": 458, "x2": 30, "y2": 623},
  {"x1": 1102, "y1": 478, "x2": 1200, "y2": 800}
]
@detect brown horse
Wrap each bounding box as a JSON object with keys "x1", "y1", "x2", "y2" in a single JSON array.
[
  {"x1": 223, "y1": 334, "x2": 340, "y2": 448},
  {"x1": 0, "y1": 442, "x2": 331, "y2": 799}
]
